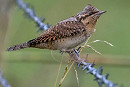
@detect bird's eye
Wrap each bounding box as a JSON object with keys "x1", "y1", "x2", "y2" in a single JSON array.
[
  {"x1": 87, "y1": 22, "x2": 89, "y2": 24},
  {"x1": 89, "y1": 12, "x2": 93, "y2": 15}
]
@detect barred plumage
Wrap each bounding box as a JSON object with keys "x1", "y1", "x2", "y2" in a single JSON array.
[
  {"x1": 7, "y1": 4, "x2": 106, "y2": 51},
  {"x1": 7, "y1": 42, "x2": 29, "y2": 51}
]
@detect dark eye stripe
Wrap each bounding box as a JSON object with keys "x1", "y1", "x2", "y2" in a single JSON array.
[
  {"x1": 78, "y1": 11, "x2": 98, "y2": 22},
  {"x1": 89, "y1": 11, "x2": 99, "y2": 16},
  {"x1": 89, "y1": 12, "x2": 93, "y2": 15},
  {"x1": 79, "y1": 15, "x2": 89, "y2": 22},
  {"x1": 81, "y1": 12, "x2": 96, "y2": 20}
]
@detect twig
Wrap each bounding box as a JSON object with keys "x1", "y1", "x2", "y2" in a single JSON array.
[
  {"x1": 73, "y1": 66, "x2": 79, "y2": 87},
  {"x1": 54, "y1": 57, "x2": 63, "y2": 87},
  {"x1": 0, "y1": 70, "x2": 11, "y2": 87},
  {"x1": 58, "y1": 62, "x2": 74, "y2": 87},
  {"x1": 16, "y1": 0, "x2": 51, "y2": 32}
]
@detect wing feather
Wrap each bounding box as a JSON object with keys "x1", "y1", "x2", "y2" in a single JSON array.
[{"x1": 28, "y1": 21, "x2": 86, "y2": 47}]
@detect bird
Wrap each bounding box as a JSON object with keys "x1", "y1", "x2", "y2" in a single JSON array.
[{"x1": 7, "y1": 4, "x2": 106, "y2": 52}]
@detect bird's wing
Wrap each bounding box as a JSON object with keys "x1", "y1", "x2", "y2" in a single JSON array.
[{"x1": 31, "y1": 21, "x2": 86, "y2": 44}]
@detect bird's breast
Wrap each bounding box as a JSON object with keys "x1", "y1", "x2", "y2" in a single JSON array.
[{"x1": 50, "y1": 32, "x2": 88, "y2": 50}]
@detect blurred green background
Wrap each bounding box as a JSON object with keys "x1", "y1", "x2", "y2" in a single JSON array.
[{"x1": 1, "y1": 0, "x2": 130, "y2": 87}]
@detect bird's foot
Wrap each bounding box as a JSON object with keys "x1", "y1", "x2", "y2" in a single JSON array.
[
  {"x1": 72, "y1": 49, "x2": 79, "y2": 57},
  {"x1": 59, "y1": 50, "x2": 72, "y2": 55},
  {"x1": 76, "y1": 46, "x2": 81, "y2": 53},
  {"x1": 72, "y1": 46, "x2": 81, "y2": 56},
  {"x1": 59, "y1": 50, "x2": 64, "y2": 55}
]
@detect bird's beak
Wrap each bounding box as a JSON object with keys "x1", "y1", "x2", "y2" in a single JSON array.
[{"x1": 96, "y1": 11, "x2": 107, "y2": 15}]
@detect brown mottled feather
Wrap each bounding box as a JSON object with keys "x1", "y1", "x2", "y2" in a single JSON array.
[
  {"x1": 29, "y1": 20, "x2": 86, "y2": 47},
  {"x1": 7, "y1": 4, "x2": 105, "y2": 51}
]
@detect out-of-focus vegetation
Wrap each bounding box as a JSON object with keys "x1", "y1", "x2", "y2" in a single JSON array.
[{"x1": 1, "y1": 0, "x2": 130, "y2": 87}]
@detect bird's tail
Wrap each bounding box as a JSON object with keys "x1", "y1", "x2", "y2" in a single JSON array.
[{"x1": 7, "y1": 42, "x2": 29, "y2": 51}]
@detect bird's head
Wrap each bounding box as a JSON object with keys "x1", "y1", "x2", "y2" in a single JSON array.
[{"x1": 76, "y1": 4, "x2": 106, "y2": 29}]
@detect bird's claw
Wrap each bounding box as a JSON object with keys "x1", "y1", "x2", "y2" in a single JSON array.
[
  {"x1": 59, "y1": 50, "x2": 72, "y2": 55},
  {"x1": 76, "y1": 46, "x2": 81, "y2": 52},
  {"x1": 72, "y1": 46, "x2": 81, "y2": 56},
  {"x1": 59, "y1": 50, "x2": 64, "y2": 55}
]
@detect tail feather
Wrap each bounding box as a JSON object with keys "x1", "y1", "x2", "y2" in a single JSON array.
[{"x1": 7, "y1": 42, "x2": 29, "y2": 51}]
